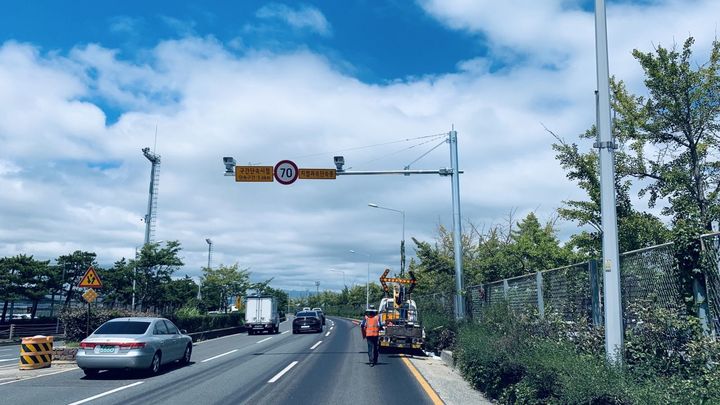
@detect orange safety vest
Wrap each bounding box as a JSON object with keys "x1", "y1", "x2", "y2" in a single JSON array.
[{"x1": 364, "y1": 315, "x2": 380, "y2": 337}]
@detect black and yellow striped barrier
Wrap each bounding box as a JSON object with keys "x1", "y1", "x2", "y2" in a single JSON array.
[{"x1": 19, "y1": 335, "x2": 53, "y2": 370}]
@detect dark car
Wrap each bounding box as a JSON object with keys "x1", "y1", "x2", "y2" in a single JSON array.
[
  {"x1": 292, "y1": 311, "x2": 323, "y2": 334},
  {"x1": 312, "y1": 307, "x2": 326, "y2": 325}
]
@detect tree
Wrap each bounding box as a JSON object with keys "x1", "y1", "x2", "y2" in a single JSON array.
[
  {"x1": 552, "y1": 130, "x2": 671, "y2": 258},
  {"x1": 506, "y1": 212, "x2": 575, "y2": 273},
  {"x1": 133, "y1": 241, "x2": 184, "y2": 312},
  {"x1": 0, "y1": 257, "x2": 21, "y2": 322},
  {"x1": 201, "y1": 264, "x2": 250, "y2": 313},
  {"x1": 610, "y1": 37, "x2": 720, "y2": 314}
]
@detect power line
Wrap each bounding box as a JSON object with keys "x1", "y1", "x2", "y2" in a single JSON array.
[{"x1": 293, "y1": 132, "x2": 447, "y2": 160}]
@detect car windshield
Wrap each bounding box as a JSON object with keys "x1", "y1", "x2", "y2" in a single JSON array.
[
  {"x1": 296, "y1": 312, "x2": 316, "y2": 317},
  {"x1": 94, "y1": 321, "x2": 151, "y2": 335}
]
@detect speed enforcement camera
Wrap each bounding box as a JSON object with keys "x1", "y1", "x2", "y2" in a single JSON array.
[
  {"x1": 223, "y1": 157, "x2": 236, "y2": 176},
  {"x1": 333, "y1": 155, "x2": 345, "y2": 172}
]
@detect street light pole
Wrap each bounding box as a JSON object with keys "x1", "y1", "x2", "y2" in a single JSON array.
[
  {"x1": 350, "y1": 250, "x2": 371, "y2": 309},
  {"x1": 368, "y1": 203, "x2": 405, "y2": 275},
  {"x1": 330, "y1": 269, "x2": 346, "y2": 288},
  {"x1": 205, "y1": 238, "x2": 213, "y2": 270},
  {"x1": 132, "y1": 247, "x2": 138, "y2": 311}
]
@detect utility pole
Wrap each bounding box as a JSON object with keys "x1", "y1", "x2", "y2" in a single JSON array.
[
  {"x1": 594, "y1": 0, "x2": 623, "y2": 364},
  {"x1": 142, "y1": 147, "x2": 161, "y2": 245},
  {"x1": 315, "y1": 281, "x2": 320, "y2": 297}
]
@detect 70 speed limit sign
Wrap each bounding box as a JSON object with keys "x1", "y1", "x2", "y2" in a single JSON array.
[{"x1": 274, "y1": 160, "x2": 299, "y2": 185}]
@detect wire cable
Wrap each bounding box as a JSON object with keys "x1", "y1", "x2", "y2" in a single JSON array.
[{"x1": 293, "y1": 132, "x2": 448, "y2": 160}]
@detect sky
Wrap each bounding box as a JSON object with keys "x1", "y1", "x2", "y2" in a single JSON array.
[{"x1": 1, "y1": 0, "x2": 719, "y2": 293}]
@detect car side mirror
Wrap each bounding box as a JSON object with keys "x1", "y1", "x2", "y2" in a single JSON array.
[{"x1": 181, "y1": 329, "x2": 187, "y2": 334}]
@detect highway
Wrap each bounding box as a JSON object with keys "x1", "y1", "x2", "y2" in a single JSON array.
[{"x1": 0, "y1": 318, "x2": 436, "y2": 405}]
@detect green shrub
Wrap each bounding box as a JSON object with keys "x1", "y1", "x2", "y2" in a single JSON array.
[
  {"x1": 166, "y1": 312, "x2": 244, "y2": 333},
  {"x1": 60, "y1": 307, "x2": 153, "y2": 341}
]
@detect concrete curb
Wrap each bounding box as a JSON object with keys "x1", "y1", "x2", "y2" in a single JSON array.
[{"x1": 440, "y1": 350, "x2": 455, "y2": 369}]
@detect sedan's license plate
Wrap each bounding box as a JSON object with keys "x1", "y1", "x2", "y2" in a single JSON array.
[
  {"x1": 99, "y1": 345, "x2": 116, "y2": 353},
  {"x1": 301, "y1": 325, "x2": 310, "y2": 329}
]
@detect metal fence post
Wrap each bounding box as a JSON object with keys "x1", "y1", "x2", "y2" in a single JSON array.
[
  {"x1": 536, "y1": 272, "x2": 545, "y2": 318},
  {"x1": 589, "y1": 259, "x2": 603, "y2": 327},
  {"x1": 503, "y1": 280, "x2": 509, "y2": 299},
  {"x1": 9, "y1": 324, "x2": 14, "y2": 340}
]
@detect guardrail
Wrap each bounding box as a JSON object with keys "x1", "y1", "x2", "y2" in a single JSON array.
[{"x1": 0, "y1": 323, "x2": 65, "y2": 340}]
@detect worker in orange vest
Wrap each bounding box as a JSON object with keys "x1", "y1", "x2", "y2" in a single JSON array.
[{"x1": 361, "y1": 305, "x2": 383, "y2": 366}]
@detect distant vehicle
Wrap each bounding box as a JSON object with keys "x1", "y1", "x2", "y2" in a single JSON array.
[
  {"x1": 76, "y1": 317, "x2": 192, "y2": 378},
  {"x1": 245, "y1": 295, "x2": 280, "y2": 335},
  {"x1": 11, "y1": 313, "x2": 31, "y2": 320},
  {"x1": 292, "y1": 311, "x2": 323, "y2": 334},
  {"x1": 312, "y1": 307, "x2": 325, "y2": 325},
  {"x1": 302, "y1": 307, "x2": 311, "y2": 311}
]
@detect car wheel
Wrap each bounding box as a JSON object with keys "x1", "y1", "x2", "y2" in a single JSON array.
[
  {"x1": 147, "y1": 352, "x2": 162, "y2": 376},
  {"x1": 181, "y1": 344, "x2": 192, "y2": 365},
  {"x1": 83, "y1": 368, "x2": 99, "y2": 378}
]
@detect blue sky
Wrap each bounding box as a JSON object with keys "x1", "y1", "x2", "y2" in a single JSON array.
[
  {"x1": 1, "y1": 0, "x2": 719, "y2": 290},
  {"x1": 0, "y1": 1, "x2": 483, "y2": 83}
]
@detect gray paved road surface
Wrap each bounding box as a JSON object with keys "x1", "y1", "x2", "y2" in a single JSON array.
[{"x1": 1, "y1": 318, "x2": 434, "y2": 405}]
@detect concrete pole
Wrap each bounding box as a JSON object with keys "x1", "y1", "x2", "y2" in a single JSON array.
[
  {"x1": 449, "y1": 130, "x2": 465, "y2": 320},
  {"x1": 594, "y1": 0, "x2": 623, "y2": 364}
]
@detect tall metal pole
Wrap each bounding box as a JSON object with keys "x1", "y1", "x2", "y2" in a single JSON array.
[
  {"x1": 594, "y1": 0, "x2": 623, "y2": 364},
  {"x1": 449, "y1": 129, "x2": 465, "y2": 320},
  {"x1": 206, "y1": 239, "x2": 213, "y2": 269}
]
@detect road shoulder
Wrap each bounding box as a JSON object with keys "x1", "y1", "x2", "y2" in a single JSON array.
[{"x1": 407, "y1": 353, "x2": 493, "y2": 405}]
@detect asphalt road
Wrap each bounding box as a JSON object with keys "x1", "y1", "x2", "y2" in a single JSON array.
[{"x1": 1, "y1": 318, "x2": 435, "y2": 405}]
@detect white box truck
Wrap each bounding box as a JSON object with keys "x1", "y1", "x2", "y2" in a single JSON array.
[{"x1": 245, "y1": 295, "x2": 280, "y2": 335}]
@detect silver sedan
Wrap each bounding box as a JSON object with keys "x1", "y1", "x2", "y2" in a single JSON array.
[{"x1": 76, "y1": 317, "x2": 192, "y2": 378}]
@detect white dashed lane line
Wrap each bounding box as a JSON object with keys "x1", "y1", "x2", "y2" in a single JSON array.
[
  {"x1": 67, "y1": 382, "x2": 144, "y2": 405},
  {"x1": 200, "y1": 349, "x2": 238, "y2": 363},
  {"x1": 268, "y1": 361, "x2": 298, "y2": 383},
  {"x1": 325, "y1": 331, "x2": 331, "y2": 337},
  {"x1": 257, "y1": 337, "x2": 272, "y2": 344},
  {"x1": 310, "y1": 341, "x2": 323, "y2": 350},
  {"x1": 281, "y1": 331, "x2": 289, "y2": 335}
]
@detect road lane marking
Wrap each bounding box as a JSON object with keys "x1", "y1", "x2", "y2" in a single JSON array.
[
  {"x1": 67, "y1": 381, "x2": 144, "y2": 405},
  {"x1": 257, "y1": 337, "x2": 272, "y2": 343},
  {"x1": 0, "y1": 358, "x2": 16, "y2": 362},
  {"x1": 281, "y1": 331, "x2": 289, "y2": 335},
  {"x1": 400, "y1": 355, "x2": 443, "y2": 405},
  {"x1": 268, "y1": 361, "x2": 298, "y2": 383},
  {"x1": 0, "y1": 367, "x2": 78, "y2": 386},
  {"x1": 310, "y1": 341, "x2": 323, "y2": 350},
  {"x1": 330, "y1": 326, "x2": 334, "y2": 330},
  {"x1": 201, "y1": 349, "x2": 238, "y2": 363},
  {"x1": 325, "y1": 331, "x2": 331, "y2": 337}
]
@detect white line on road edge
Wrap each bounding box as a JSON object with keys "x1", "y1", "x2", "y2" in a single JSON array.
[
  {"x1": 310, "y1": 341, "x2": 323, "y2": 350},
  {"x1": 330, "y1": 326, "x2": 334, "y2": 330},
  {"x1": 281, "y1": 331, "x2": 289, "y2": 335},
  {"x1": 0, "y1": 367, "x2": 78, "y2": 386},
  {"x1": 268, "y1": 361, "x2": 298, "y2": 383},
  {"x1": 67, "y1": 381, "x2": 144, "y2": 405},
  {"x1": 257, "y1": 337, "x2": 272, "y2": 343},
  {"x1": 325, "y1": 331, "x2": 331, "y2": 337},
  {"x1": 0, "y1": 358, "x2": 17, "y2": 362},
  {"x1": 201, "y1": 349, "x2": 238, "y2": 363}
]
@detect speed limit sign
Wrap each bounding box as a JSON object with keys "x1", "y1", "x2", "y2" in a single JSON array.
[{"x1": 274, "y1": 160, "x2": 299, "y2": 185}]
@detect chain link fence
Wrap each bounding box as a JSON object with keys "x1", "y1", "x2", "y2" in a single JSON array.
[{"x1": 466, "y1": 233, "x2": 720, "y2": 335}]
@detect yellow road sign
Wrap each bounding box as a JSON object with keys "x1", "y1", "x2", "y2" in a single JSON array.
[
  {"x1": 83, "y1": 288, "x2": 98, "y2": 303},
  {"x1": 78, "y1": 266, "x2": 102, "y2": 288},
  {"x1": 235, "y1": 166, "x2": 274, "y2": 182},
  {"x1": 299, "y1": 168, "x2": 336, "y2": 179}
]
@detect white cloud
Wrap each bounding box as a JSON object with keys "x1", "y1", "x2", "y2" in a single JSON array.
[
  {"x1": 256, "y1": 3, "x2": 332, "y2": 37},
  {"x1": 1, "y1": 1, "x2": 719, "y2": 290}
]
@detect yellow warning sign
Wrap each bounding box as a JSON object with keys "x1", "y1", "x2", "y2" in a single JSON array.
[
  {"x1": 83, "y1": 288, "x2": 98, "y2": 303},
  {"x1": 78, "y1": 266, "x2": 103, "y2": 288},
  {"x1": 235, "y1": 166, "x2": 274, "y2": 182}
]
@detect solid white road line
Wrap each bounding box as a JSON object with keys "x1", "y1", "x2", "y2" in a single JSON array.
[
  {"x1": 200, "y1": 349, "x2": 238, "y2": 363},
  {"x1": 0, "y1": 358, "x2": 16, "y2": 362},
  {"x1": 67, "y1": 381, "x2": 144, "y2": 405},
  {"x1": 0, "y1": 367, "x2": 78, "y2": 386},
  {"x1": 257, "y1": 337, "x2": 272, "y2": 344},
  {"x1": 281, "y1": 331, "x2": 289, "y2": 335},
  {"x1": 325, "y1": 331, "x2": 331, "y2": 337},
  {"x1": 268, "y1": 361, "x2": 298, "y2": 383},
  {"x1": 310, "y1": 341, "x2": 323, "y2": 350}
]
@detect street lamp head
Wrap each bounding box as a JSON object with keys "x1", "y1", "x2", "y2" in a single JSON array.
[
  {"x1": 368, "y1": 203, "x2": 378, "y2": 208},
  {"x1": 205, "y1": 238, "x2": 212, "y2": 245}
]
